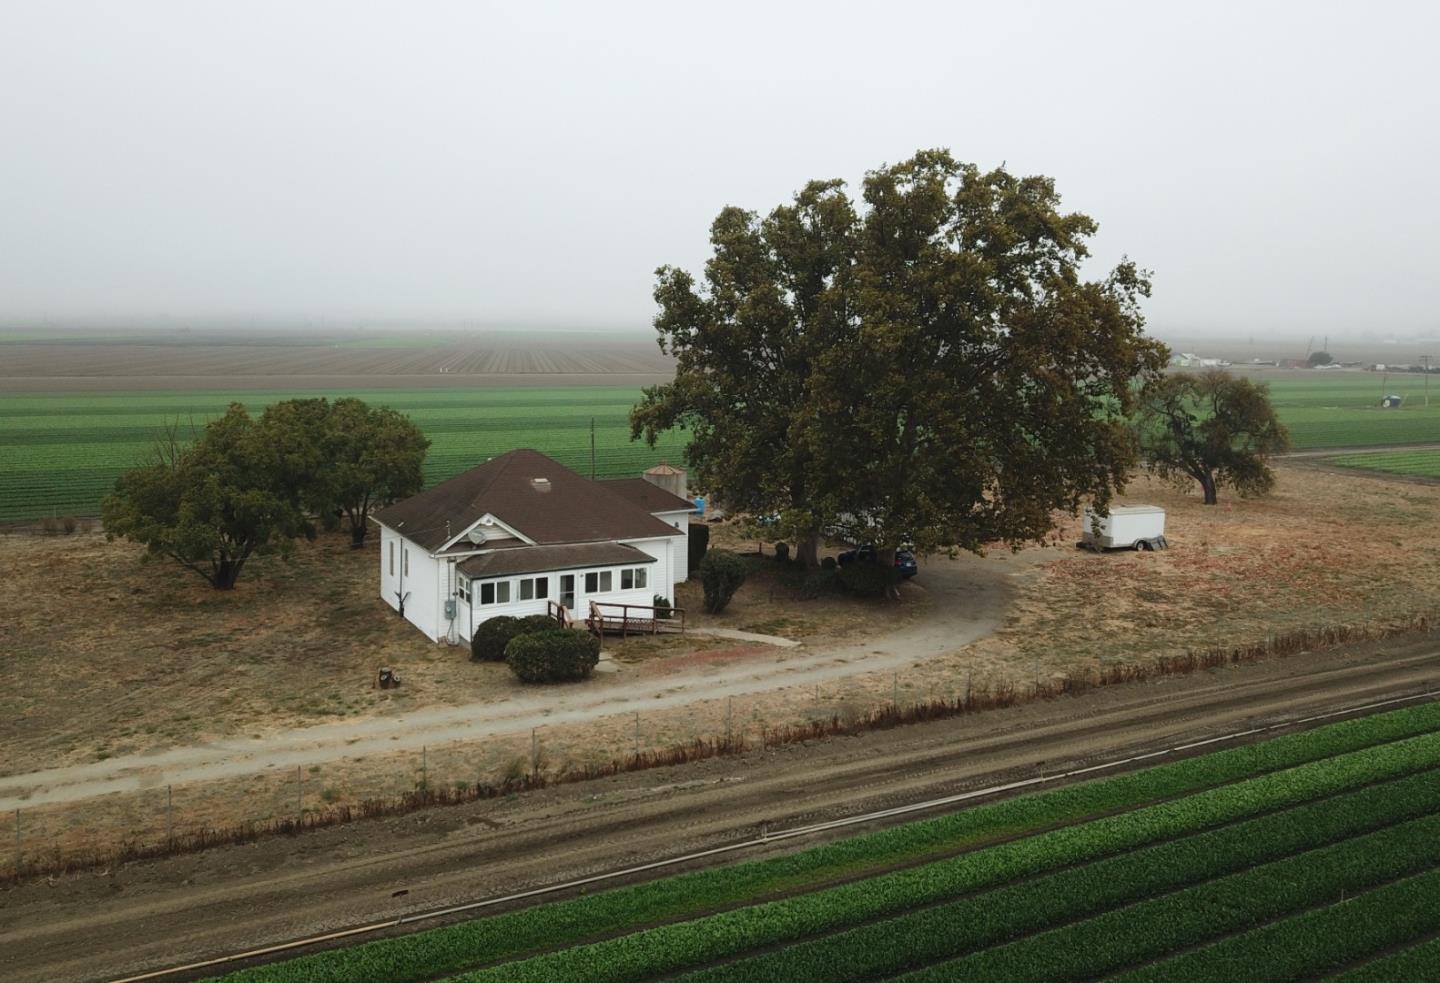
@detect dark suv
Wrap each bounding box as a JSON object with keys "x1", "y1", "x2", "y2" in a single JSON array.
[{"x1": 836, "y1": 545, "x2": 919, "y2": 578}]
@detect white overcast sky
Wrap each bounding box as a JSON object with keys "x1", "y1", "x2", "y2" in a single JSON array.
[{"x1": 1, "y1": 1, "x2": 1436, "y2": 336}]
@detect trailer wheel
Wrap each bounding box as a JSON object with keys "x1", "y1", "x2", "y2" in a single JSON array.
[{"x1": 1135, "y1": 540, "x2": 1151, "y2": 552}]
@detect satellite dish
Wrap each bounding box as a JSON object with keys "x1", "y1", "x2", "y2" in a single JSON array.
[{"x1": 467, "y1": 528, "x2": 488, "y2": 545}]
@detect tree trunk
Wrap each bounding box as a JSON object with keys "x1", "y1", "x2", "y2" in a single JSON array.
[
  {"x1": 796, "y1": 530, "x2": 821, "y2": 569},
  {"x1": 1200, "y1": 471, "x2": 1218, "y2": 506},
  {"x1": 212, "y1": 558, "x2": 242, "y2": 590},
  {"x1": 875, "y1": 547, "x2": 902, "y2": 601},
  {"x1": 349, "y1": 519, "x2": 368, "y2": 548}
]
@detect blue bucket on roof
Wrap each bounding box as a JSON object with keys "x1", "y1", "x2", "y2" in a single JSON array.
[{"x1": 693, "y1": 496, "x2": 705, "y2": 516}]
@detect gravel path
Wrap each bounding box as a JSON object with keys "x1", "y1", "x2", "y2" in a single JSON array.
[{"x1": 0, "y1": 550, "x2": 1048, "y2": 810}]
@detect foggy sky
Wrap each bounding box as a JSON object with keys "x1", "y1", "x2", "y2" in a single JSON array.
[{"x1": 2, "y1": 1, "x2": 1436, "y2": 336}]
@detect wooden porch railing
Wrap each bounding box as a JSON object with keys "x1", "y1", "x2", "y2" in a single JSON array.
[{"x1": 586, "y1": 600, "x2": 686, "y2": 639}]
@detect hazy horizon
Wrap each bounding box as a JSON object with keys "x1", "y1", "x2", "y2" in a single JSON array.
[{"x1": 3, "y1": 1, "x2": 1437, "y2": 337}]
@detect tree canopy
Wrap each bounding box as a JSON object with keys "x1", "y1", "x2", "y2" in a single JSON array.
[
  {"x1": 1308, "y1": 350, "x2": 1333, "y2": 366},
  {"x1": 101, "y1": 405, "x2": 315, "y2": 590},
  {"x1": 633, "y1": 150, "x2": 1168, "y2": 574},
  {"x1": 103, "y1": 398, "x2": 429, "y2": 588},
  {"x1": 1138, "y1": 369, "x2": 1291, "y2": 505}
]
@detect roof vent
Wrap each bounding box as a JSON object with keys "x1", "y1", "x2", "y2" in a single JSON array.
[{"x1": 531, "y1": 477, "x2": 552, "y2": 493}]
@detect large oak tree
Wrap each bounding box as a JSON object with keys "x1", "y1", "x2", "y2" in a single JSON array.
[{"x1": 635, "y1": 150, "x2": 1168, "y2": 580}]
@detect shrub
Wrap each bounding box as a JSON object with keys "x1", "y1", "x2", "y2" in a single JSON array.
[
  {"x1": 653, "y1": 594, "x2": 673, "y2": 619},
  {"x1": 471, "y1": 614, "x2": 559, "y2": 662},
  {"x1": 838, "y1": 560, "x2": 901, "y2": 596},
  {"x1": 505, "y1": 629, "x2": 601, "y2": 683},
  {"x1": 821, "y1": 556, "x2": 837, "y2": 570},
  {"x1": 62, "y1": 516, "x2": 77, "y2": 534},
  {"x1": 700, "y1": 552, "x2": 748, "y2": 614},
  {"x1": 800, "y1": 568, "x2": 840, "y2": 600},
  {"x1": 774, "y1": 542, "x2": 790, "y2": 562}
]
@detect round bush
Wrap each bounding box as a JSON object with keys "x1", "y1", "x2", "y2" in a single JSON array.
[
  {"x1": 774, "y1": 541, "x2": 790, "y2": 562},
  {"x1": 799, "y1": 568, "x2": 840, "y2": 600},
  {"x1": 471, "y1": 615, "x2": 520, "y2": 662},
  {"x1": 700, "y1": 552, "x2": 748, "y2": 614},
  {"x1": 821, "y1": 555, "x2": 838, "y2": 570},
  {"x1": 505, "y1": 629, "x2": 601, "y2": 683}
]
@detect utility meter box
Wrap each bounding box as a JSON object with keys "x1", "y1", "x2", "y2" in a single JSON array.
[{"x1": 444, "y1": 599, "x2": 457, "y2": 619}]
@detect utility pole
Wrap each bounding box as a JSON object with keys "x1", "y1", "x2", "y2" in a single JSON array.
[
  {"x1": 1422, "y1": 356, "x2": 1432, "y2": 408},
  {"x1": 590, "y1": 418, "x2": 596, "y2": 480}
]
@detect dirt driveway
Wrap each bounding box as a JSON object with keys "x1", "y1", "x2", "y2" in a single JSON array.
[{"x1": 0, "y1": 548, "x2": 1046, "y2": 811}]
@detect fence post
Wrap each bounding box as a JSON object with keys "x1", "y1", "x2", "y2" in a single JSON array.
[
  {"x1": 167, "y1": 784, "x2": 174, "y2": 846},
  {"x1": 634, "y1": 712, "x2": 641, "y2": 759},
  {"x1": 296, "y1": 765, "x2": 303, "y2": 821},
  {"x1": 13, "y1": 808, "x2": 19, "y2": 873},
  {"x1": 726, "y1": 696, "x2": 734, "y2": 746},
  {"x1": 530, "y1": 728, "x2": 539, "y2": 779},
  {"x1": 893, "y1": 672, "x2": 899, "y2": 708},
  {"x1": 422, "y1": 745, "x2": 428, "y2": 791}
]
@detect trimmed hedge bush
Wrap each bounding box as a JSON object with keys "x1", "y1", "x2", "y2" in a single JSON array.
[
  {"x1": 471, "y1": 614, "x2": 557, "y2": 662},
  {"x1": 505, "y1": 629, "x2": 601, "y2": 683},
  {"x1": 700, "y1": 552, "x2": 747, "y2": 614},
  {"x1": 837, "y1": 560, "x2": 900, "y2": 596}
]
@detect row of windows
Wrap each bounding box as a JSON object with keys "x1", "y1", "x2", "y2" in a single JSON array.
[{"x1": 460, "y1": 567, "x2": 648, "y2": 607}]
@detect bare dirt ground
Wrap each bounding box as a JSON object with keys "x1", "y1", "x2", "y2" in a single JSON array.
[
  {"x1": 3, "y1": 633, "x2": 1438, "y2": 983},
  {"x1": 0, "y1": 330, "x2": 676, "y2": 391},
  {"x1": 4, "y1": 466, "x2": 1440, "y2": 866}
]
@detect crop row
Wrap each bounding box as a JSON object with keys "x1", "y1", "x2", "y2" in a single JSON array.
[
  {"x1": 896, "y1": 811, "x2": 1440, "y2": 982},
  {"x1": 460, "y1": 735, "x2": 1440, "y2": 983},
  {"x1": 1332, "y1": 934, "x2": 1440, "y2": 981},
  {"x1": 1116, "y1": 868, "x2": 1440, "y2": 982},
  {"x1": 217, "y1": 702, "x2": 1440, "y2": 983},
  {"x1": 1328, "y1": 450, "x2": 1440, "y2": 478},
  {"x1": 664, "y1": 763, "x2": 1440, "y2": 983}
]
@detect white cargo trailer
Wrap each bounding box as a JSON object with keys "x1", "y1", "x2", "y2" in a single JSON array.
[{"x1": 1081, "y1": 505, "x2": 1168, "y2": 551}]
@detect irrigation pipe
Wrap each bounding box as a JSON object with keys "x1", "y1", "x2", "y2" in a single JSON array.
[{"x1": 109, "y1": 685, "x2": 1440, "y2": 983}]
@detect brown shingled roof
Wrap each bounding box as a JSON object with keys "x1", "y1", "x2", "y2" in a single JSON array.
[
  {"x1": 599, "y1": 477, "x2": 695, "y2": 514},
  {"x1": 458, "y1": 542, "x2": 655, "y2": 579},
  {"x1": 372, "y1": 449, "x2": 683, "y2": 552}
]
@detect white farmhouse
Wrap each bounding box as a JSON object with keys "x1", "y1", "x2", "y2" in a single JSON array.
[{"x1": 372, "y1": 449, "x2": 693, "y2": 644}]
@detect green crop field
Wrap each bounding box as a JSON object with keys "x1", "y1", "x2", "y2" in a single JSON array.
[
  {"x1": 0, "y1": 388, "x2": 688, "y2": 522},
  {"x1": 1326, "y1": 449, "x2": 1440, "y2": 479},
  {"x1": 3, "y1": 371, "x2": 1439, "y2": 523},
  {"x1": 1260, "y1": 373, "x2": 1440, "y2": 449},
  {"x1": 215, "y1": 701, "x2": 1440, "y2": 983}
]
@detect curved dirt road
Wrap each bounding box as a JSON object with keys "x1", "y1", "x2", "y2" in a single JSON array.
[
  {"x1": 2, "y1": 634, "x2": 1438, "y2": 983},
  {"x1": 0, "y1": 550, "x2": 1043, "y2": 811}
]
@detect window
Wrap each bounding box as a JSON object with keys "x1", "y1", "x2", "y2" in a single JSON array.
[
  {"x1": 497, "y1": 581, "x2": 510, "y2": 603},
  {"x1": 403, "y1": 547, "x2": 409, "y2": 577},
  {"x1": 622, "y1": 567, "x2": 648, "y2": 590},
  {"x1": 519, "y1": 576, "x2": 550, "y2": 601},
  {"x1": 600, "y1": 570, "x2": 612, "y2": 591},
  {"x1": 479, "y1": 581, "x2": 510, "y2": 606},
  {"x1": 457, "y1": 576, "x2": 471, "y2": 604},
  {"x1": 585, "y1": 571, "x2": 597, "y2": 593},
  {"x1": 584, "y1": 571, "x2": 613, "y2": 593},
  {"x1": 388, "y1": 542, "x2": 394, "y2": 576},
  {"x1": 481, "y1": 582, "x2": 494, "y2": 605}
]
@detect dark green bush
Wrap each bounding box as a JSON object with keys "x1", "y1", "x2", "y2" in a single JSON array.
[
  {"x1": 774, "y1": 542, "x2": 790, "y2": 562},
  {"x1": 700, "y1": 552, "x2": 748, "y2": 614},
  {"x1": 471, "y1": 616, "x2": 519, "y2": 662},
  {"x1": 470, "y1": 614, "x2": 558, "y2": 662},
  {"x1": 799, "y1": 568, "x2": 840, "y2": 600},
  {"x1": 838, "y1": 560, "x2": 901, "y2": 596},
  {"x1": 653, "y1": 594, "x2": 673, "y2": 619},
  {"x1": 505, "y1": 629, "x2": 601, "y2": 683},
  {"x1": 821, "y1": 556, "x2": 837, "y2": 570},
  {"x1": 687, "y1": 523, "x2": 710, "y2": 577}
]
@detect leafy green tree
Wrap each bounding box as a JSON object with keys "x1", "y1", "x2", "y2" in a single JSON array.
[
  {"x1": 262, "y1": 397, "x2": 429, "y2": 547},
  {"x1": 1308, "y1": 350, "x2": 1333, "y2": 366},
  {"x1": 1139, "y1": 370, "x2": 1291, "y2": 504},
  {"x1": 632, "y1": 180, "x2": 857, "y2": 567},
  {"x1": 637, "y1": 150, "x2": 1168, "y2": 588},
  {"x1": 101, "y1": 405, "x2": 314, "y2": 590}
]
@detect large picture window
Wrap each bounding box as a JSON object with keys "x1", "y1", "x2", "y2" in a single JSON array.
[
  {"x1": 585, "y1": 571, "x2": 614, "y2": 593},
  {"x1": 519, "y1": 576, "x2": 549, "y2": 601},
  {"x1": 621, "y1": 567, "x2": 648, "y2": 590}
]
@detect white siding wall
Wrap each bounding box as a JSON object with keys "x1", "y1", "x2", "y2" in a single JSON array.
[
  {"x1": 652, "y1": 511, "x2": 691, "y2": 582},
  {"x1": 376, "y1": 525, "x2": 443, "y2": 642}
]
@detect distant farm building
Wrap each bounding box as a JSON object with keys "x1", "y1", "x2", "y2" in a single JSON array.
[{"x1": 1381, "y1": 394, "x2": 1404, "y2": 408}]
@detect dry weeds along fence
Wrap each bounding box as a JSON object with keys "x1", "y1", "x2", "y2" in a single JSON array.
[{"x1": 3, "y1": 614, "x2": 1434, "y2": 887}]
